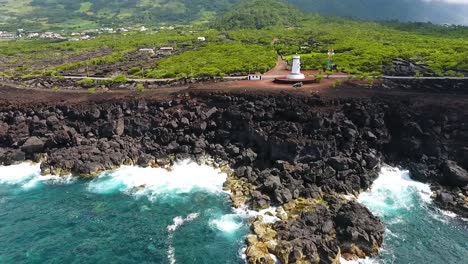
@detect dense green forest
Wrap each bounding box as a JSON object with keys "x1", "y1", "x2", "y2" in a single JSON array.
[{"x1": 212, "y1": 0, "x2": 303, "y2": 30}]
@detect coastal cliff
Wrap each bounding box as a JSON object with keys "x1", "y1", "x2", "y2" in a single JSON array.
[{"x1": 0, "y1": 89, "x2": 467, "y2": 263}]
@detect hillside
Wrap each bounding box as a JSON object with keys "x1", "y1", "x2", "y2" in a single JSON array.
[
  {"x1": 0, "y1": 0, "x2": 239, "y2": 30},
  {"x1": 1, "y1": 0, "x2": 468, "y2": 31},
  {"x1": 212, "y1": 0, "x2": 303, "y2": 30},
  {"x1": 288, "y1": 0, "x2": 468, "y2": 26}
]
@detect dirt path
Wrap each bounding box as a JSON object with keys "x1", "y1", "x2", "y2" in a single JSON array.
[{"x1": 264, "y1": 56, "x2": 288, "y2": 76}]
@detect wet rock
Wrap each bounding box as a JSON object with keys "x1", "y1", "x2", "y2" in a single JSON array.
[
  {"x1": 251, "y1": 190, "x2": 271, "y2": 210},
  {"x1": 74, "y1": 162, "x2": 104, "y2": 178},
  {"x1": 137, "y1": 154, "x2": 155, "y2": 167},
  {"x1": 436, "y1": 192, "x2": 455, "y2": 205},
  {"x1": 408, "y1": 162, "x2": 430, "y2": 182}
]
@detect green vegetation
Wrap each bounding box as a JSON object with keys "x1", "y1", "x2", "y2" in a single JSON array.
[
  {"x1": 332, "y1": 80, "x2": 343, "y2": 88},
  {"x1": 136, "y1": 83, "x2": 145, "y2": 93},
  {"x1": 77, "y1": 78, "x2": 94, "y2": 85},
  {"x1": 273, "y1": 16, "x2": 468, "y2": 76},
  {"x1": 0, "y1": 1, "x2": 467, "y2": 79},
  {"x1": 112, "y1": 75, "x2": 128, "y2": 83},
  {"x1": 315, "y1": 74, "x2": 323, "y2": 83},
  {"x1": 212, "y1": 0, "x2": 303, "y2": 30},
  {"x1": 2, "y1": 0, "x2": 467, "y2": 31},
  {"x1": 0, "y1": 0, "x2": 239, "y2": 31},
  {"x1": 145, "y1": 43, "x2": 277, "y2": 78},
  {"x1": 88, "y1": 87, "x2": 96, "y2": 94}
]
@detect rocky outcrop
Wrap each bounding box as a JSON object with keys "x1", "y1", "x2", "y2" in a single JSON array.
[
  {"x1": 380, "y1": 78, "x2": 468, "y2": 94},
  {"x1": 0, "y1": 91, "x2": 466, "y2": 263},
  {"x1": 443, "y1": 160, "x2": 468, "y2": 187},
  {"x1": 383, "y1": 59, "x2": 432, "y2": 76}
]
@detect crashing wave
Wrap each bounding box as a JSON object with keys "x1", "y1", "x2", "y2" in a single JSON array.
[
  {"x1": 0, "y1": 163, "x2": 74, "y2": 190},
  {"x1": 87, "y1": 160, "x2": 227, "y2": 200}
]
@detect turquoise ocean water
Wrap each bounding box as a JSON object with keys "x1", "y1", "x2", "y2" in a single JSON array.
[
  {"x1": 0, "y1": 163, "x2": 467, "y2": 264},
  {"x1": 0, "y1": 162, "x2": 248, "y2": 264}
]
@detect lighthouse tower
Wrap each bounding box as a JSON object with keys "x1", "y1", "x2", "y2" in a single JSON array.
[{"x1": 287, "y1": 55, "x2": 305, "y2": 80}]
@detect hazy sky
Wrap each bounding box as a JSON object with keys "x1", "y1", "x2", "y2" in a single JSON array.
[{"x1": 429, "y1": 0, "x2": 468, "y2": 3}]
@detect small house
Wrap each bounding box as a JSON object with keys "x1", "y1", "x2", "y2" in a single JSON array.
[
  {"x1": 157, "y1": 47, "x2": 174, "y2": 56},
  {"x1": 248, "y1": 75, "x2": 263, "y2": 81},
  {"x1": 139, "y1": 48, "x2": 155, "y2": 55},
  {"x1": 197, "y1": 37, "x2": 206, "y2": 42}
]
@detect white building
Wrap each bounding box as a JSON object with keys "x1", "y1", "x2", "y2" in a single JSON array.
[
  {"x1": 139, "y1": 48, "x2": 155, "y2": 55},
  {"x1": 157, "y1": 47, "x2": 174, "y2": 56},
  {"x1": 248, "y1": 75, "x2": 263, "y2": 81},
  {"x1": 197, "y1": 37, "x2": 206, "y2": 42}
]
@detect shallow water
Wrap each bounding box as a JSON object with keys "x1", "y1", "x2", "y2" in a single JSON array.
[
  {"x1": 0, "y1": 161, "x2": 248, "y2": 264},
  {"x1": 355, "y1": 167, "x2": 468, "y2": 264}
]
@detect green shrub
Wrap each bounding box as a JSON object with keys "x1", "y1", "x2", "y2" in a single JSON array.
[
  {"x1": 112, "y1": 75, "x2": 128, "y2": 83},
  {"x1": 415, "y1": 70, "x2": 422, "y2": 78},
  {"x1": 366, "y1": 77, "x2": 375, "y2": 87},
  {"x1": 332, "y1": 80, "x2": 343, "y2": 88},
  {"x1": 88, "y1": 88, "x2": 96, "y2": 94},
  {"x1": 53, "y1": 86, "x2": 60, "y2": 92},
  {"x1": 78, "y1": 78, "x2": 94, "y2": 85},
  {"x1": 315, "y1": 74, "x2": 323, "y2": 83},
  {"x1": 136, "y1": 83, "x2": 145, "y2": 92},
  {"x1": 128, "y1": 67, "x2": 141, "y2": 75}
]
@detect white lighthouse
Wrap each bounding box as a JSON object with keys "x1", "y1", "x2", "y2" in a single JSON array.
[{"x1": 287, "y1": 55, "x2": 305, "y2": 80}]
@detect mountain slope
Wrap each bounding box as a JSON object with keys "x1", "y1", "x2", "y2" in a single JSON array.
[
  {"x1": 1, "y1": 0, "x2": 468, "y2": 31},
  {"x1": 212, "y1": 0, "x2": 303, "y2": 30},
  {"x1": 287, "y1": 0, "x2": 468, "y2": 25},
  {"x1": 0, "y1": 0, "x2": 239, "y2": 30}
]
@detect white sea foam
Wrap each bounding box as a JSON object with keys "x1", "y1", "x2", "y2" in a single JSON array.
[
  {"x1": 167, "y1": 213, "x2": 200, "y2": 232},
  {"x1": 209, "y1": 206, "x2": 281, "y2": 236},
  {"x1": 0, "y1": 163, "x2": 41, "y2": 185},
  {"x1": 358, "y1": 166, "x2": 432, "y2": 216},
  {"x1": 167, "y1": 245, "x2": 176, "y2": 264},
  {"x1": 233, "y1": 206, "x2": 281, "y2": 224},
  {"x1": 87, "y1": 160, "x2": 228, "y2": 199},
  {"x1": 166, "y1": 213, "x2": 200, "y2": 264},
  {"x1": 0, "y1": 163, "x2": 73, "y2": 189},
  {"x1": 209, "y1": 214, "x2": 243, "y2": 233},
  {"x1": 340, "y1": 257, "x2": 379, "y2": 264}
]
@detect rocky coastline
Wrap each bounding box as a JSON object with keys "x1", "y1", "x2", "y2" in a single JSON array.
[{"x1": 0, "y1": 90, "x2": 467, "y2": 263}]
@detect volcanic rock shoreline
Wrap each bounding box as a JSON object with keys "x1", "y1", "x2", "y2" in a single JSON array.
[{"x1": 0, "y1": 90, "x2": 467, "y2": 263}]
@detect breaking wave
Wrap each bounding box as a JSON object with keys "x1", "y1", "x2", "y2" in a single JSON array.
[
  {"x1": 354, "y1": 166, "x2": 468, "y2": 263},
  {"x1": 0, "y1": 163, "x2": 73, "y2": 190},
  {"x1": 87, "y1": 160, "x2": 227, "y2": 200}
]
